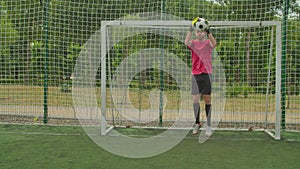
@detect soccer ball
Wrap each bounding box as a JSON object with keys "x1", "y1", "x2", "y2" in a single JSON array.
[{"x1": 193, "y1": 18, "x2": 209, "y2": 31}]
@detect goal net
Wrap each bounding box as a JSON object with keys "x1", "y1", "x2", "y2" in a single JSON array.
[
  {"x1": 71, "y1": 12, "x2": 281, "y2": 140},
  {"x1": 2, "y1": 0, "x2": 300, "y2": 141}
]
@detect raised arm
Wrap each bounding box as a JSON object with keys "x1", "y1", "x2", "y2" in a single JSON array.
[
  {"x1": 205, "y1": 21, "x2": 217, "y2": 48},
  {"x1": 185, "y1": 24, "x2": 194, "y2": 46},
  {"x1": 207, "y1": 33, "x2": 217, "y2": 48},
  {"x1": 184, "y1": 31, "x2": 193, "y2": 46}
]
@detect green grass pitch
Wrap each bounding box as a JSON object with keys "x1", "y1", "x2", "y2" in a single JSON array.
[{"x1": 0, "y1": 124, "x2": 300, "y2": 169}]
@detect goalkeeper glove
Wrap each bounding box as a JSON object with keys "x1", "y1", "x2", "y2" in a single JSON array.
[
  {"x1": 206, "y1": 29, "x2": 210, "y2": 34},
  {"x1": 192, "y1": 17, "x2": 200, "y2": 26},
  {"x1": 189, "y1": 25, "x2": 194, "y2": 32},
  {"x1": 205, "y1": 19, "x2": 210, "y2": 34}
]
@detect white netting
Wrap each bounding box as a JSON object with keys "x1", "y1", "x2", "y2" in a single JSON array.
[{"x1": 0, "y1": 1, "x2": 299, "y2": 136}]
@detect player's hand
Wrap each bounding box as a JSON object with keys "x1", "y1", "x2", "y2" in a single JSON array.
[
  {"x1": 192, "y1": 17, "x2": 199, "y2": 26},
  {"x1": 205, "y1": 20, "x2": 210, "y2": 34},
  {"x1": 189, "y1": 25, "x2": 194, "y2": 32},
  {"x1": 206, "y1": 29, "x2": 210, "y2": 34}
]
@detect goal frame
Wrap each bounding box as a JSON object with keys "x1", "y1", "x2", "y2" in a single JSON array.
[{"x1": 100, "y1": 20, "x2": 282, "y2": 140}]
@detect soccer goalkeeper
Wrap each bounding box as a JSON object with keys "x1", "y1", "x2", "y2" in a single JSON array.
[{"x1": 184, "y1": 17, "x2": 217, "y2": 136}]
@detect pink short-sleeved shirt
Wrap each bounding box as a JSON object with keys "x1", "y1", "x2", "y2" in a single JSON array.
[{"x1": 188, "y1": 39, "x2": 213, "y2": 75}]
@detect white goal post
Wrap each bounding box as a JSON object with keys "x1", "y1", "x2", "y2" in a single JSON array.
[{"x1": 100, "y1": 20, "x2": 281, "y2": 140}]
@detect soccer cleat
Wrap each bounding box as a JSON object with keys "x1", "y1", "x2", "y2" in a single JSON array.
[
  {"x1": 205, "y1": 126, "x2": 212, "y2": 136},
  {"x1": 192, "y1": 124, "x2": 201, "y2": 135}
]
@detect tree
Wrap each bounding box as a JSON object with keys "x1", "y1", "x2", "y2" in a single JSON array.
[{"x1": 0, "y1": 2, "x2": 19, "y2": 80}]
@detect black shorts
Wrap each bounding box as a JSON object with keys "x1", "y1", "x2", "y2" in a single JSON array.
[{"x1": 191, "y1": 74, "x2": 211, "y2": 95}]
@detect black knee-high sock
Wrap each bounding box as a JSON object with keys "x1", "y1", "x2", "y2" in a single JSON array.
[
  {"x1": 193, "y1": 103, "x2": 200, "y2": 124},
  {"x1": 205, "y1": 104, "x2": 211, "y2": 126}
]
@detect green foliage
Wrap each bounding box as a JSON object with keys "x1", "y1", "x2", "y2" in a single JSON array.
[
  {"x1": 288, "y1": 85, "x2": 300, "y2": 95},
  {"x1": 60, "y1": 83, "x2": 71, "y2": 93},
  {"x1": 29, "y1": 40, "x2": 44, "y2": 85},
  {"x1": 0, "y1": 0, "x2": 299, "y2": 95},
  {"x1": 0, "y1": 2, "x2": 19, "y2": 81},
  {"x1": 226, "y1": 83, "x2": 254, "y2": 97},
  {"x1": 108, "y1": 33, "x2": 187, "y2": 88},
  {"x1": 59, "y1": 43, "x2": 82, "y2": 91}
]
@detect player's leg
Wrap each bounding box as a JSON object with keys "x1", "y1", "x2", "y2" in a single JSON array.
[
  {"x1": 191, "y1": 75, "x2": 201, "y2": 134},
  {"x1": 193, "y1": 94, "x2": 201, "y2": 125},
  {"x1": 202, "y1": 74, "x2": 212, "y2": 136},
  {"x1": 192, "y1": 95, "x2": 201, "y2": 134},
  {"x1": 203, "y1": 94, "x2": 211, "y2": 126},
  {"x1": 203, "y1": 94, "x2": 212, "y2": 136}
]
